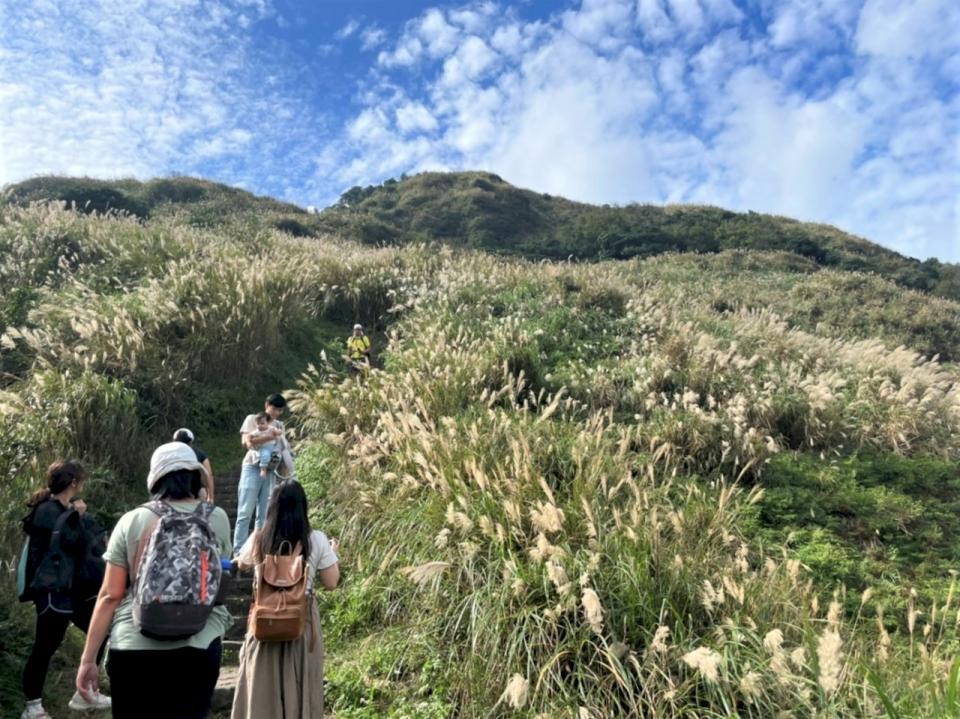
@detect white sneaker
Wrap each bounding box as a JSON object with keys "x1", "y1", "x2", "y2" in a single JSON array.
[
  {"x1": 20, "y1": 703, "x2": 52, "y2": 719},
  {"x1": 68, "y1": 689, "x2": 111, "y2": 711}
]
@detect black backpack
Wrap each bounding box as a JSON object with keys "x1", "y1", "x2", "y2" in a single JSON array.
[
  {"x1": 29, "y1": 508, "x2": 79, "y2": 605},
  {"x1": 74, "y1": 514, "x2": 107, "y2": 599}
]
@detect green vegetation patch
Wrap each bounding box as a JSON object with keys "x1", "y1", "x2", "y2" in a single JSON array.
[{"x1": 754, "y1": 452, "x2": 960, "y2": 610}]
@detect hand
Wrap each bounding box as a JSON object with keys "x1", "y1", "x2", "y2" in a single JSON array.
[
  {"x1": 76, "y1": 659, "x2": 99, "y2": 699},
  {"x1": 272, "y1": 426, "x2": 283, "y2": 438},
  {"x1": 73, "y1": 499, "x2": 87, "y2": 514},
  {"x1": 330, "y1": 538, "x2": 340, "y2": 554}
]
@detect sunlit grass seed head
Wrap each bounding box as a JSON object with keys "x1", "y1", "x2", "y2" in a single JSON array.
[{"x1": 682, "y1": 646, "x2": 722, "y2": 683}]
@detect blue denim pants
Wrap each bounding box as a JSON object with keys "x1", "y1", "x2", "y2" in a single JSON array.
[{"x1": 233, "y1": 462, "x2": 274, "y2": 553}]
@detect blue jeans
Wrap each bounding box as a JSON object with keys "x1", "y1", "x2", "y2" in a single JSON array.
[
  {"x1": 258, "y1": 440, "x2": 279, "y2": 469},
  {"x1": 233, "y1": 463, "x2": 274, "y2": 553}
]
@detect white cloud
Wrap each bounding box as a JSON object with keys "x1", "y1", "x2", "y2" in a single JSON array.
[
  {"x1": 336, "y1": 19, "x2": 360, "y2": 40},
  {"x1": 440, "y1": 36, "x2": 498, "y2": 85},
  {"x1": 450, "y1": 3, "x2": 497, "y2": 33},
  {"x1": 347, "y1": 108, "x2": 391, "y2": 142},
  {"x1": 666, "y1": 0, "x2": 705, "y2": 32},
  {"x1": 699, "y1": 67, "x2": 866, "y2": 220},
  {"x1": 378, "y1": 36, "x2": 424, "y2": 67},
  {"x1": 326, "y1": 0, "x2": 959, "y2": 261},
  {"x1": 768, "y1": 0, "x2": 857, "y2": 48},
  {"x1": 361, "y1": 26, "x2": 387, "y2": 51},
  {"x1": 0, "y1": 0, "x2": 332, "y2": 202},
  {"x1": 419, "y1": 9, "x2": 460, "y2": 58},
  {"x1": 562, "y1": 0, "x2": 633, "y2": 48},
  {"x1": 396, "y1": 102, "x2": 438, "y2": 133},
  {"x1": 3, "y1": 0, "x2": 956, "y2": 262},
  {"x1": 0, "y1": 1, "x2": 261, "y2": 182},
  {"x1": 192, "y1": 128, "x2": 254, "y2": 159},
  {"x1": 636, "y1": 0, "x2": 675, "y2": 42},
  {"x1": 699, "y1": 0, "x2": 742, "y2": 25},
  {"x1": 689, "y1": 30, "x2": 751, "y2": 90},
  {"x1": 856, "y1": 0, "x2": 960, "y2": 60},
  {"x1": 491, "y1": 24, "x2": 523, "y2": 56}
]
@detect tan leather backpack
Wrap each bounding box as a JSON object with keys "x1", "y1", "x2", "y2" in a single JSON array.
[{"x1": 249, "y1": 540, "x2": 308, "y2": 643}]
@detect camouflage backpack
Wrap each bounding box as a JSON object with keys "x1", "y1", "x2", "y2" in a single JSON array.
[{"x1": 131, "y1": 501, "x2": 222, "y2": 640}]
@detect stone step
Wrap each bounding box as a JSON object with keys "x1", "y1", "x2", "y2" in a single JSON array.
[
  {"x1": 221, "y1": 639, "x2": 243, "y2": 666},
  {"x1": 225, "y1": 594, "x2": 251, "y2": 615},
  {"x1": 223, "y1": 638, "x2": 244, "y2": 665},
  {"x1": 212, "y1": 665, "x2": 240, "y2": 712},
  {"x1": 226, "y1": 617, "x2": 248, "y2": 641},
  {"x1": 223, "y1": 572, "x2": 253, "y2": 597}
]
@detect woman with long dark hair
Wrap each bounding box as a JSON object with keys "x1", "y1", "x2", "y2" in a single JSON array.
[
  {"x1": 231, "y1": 480, "x2": 339, "y2": 719},
  {"x1": 75, "y1": 442, "x2": 232, "y2": 719},
  {"x1": 20, "y1": 460, "x2": 110, "y2": 719}
]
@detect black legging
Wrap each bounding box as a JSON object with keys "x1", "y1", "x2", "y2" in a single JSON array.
[{"x1": 23, "y1": 594, "x2": 106, "y2": 700}]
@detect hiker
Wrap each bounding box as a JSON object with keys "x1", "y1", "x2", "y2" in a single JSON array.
[
  {"x1": 345, "y1": 323, "x2": 371, "y2": 373},
  {"x1": 173, "y1": 427, "x2": 215, "y2": 502},
  {"x1": 75, "y1": 442, "x2": 232, "y2": 719},
  {"x1": 20, "y1": 460, "x2": 110, "y2": 719},
  {"x1": 234, "y1": 394, "x2": 288, "y2": 553},
  {"x1": 230, "y1": 480, "x2": 340, "y2": 719}
]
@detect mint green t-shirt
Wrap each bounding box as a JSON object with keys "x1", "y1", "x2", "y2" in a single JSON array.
[{"x1": 102, "y1": 500, "x2": 233, "y2": 651}]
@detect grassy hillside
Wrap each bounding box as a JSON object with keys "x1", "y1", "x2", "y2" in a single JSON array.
[
  {"x1": 2, "y1": 175, "x2": 317, "y2": 237},
  {"x1": 0, "y1": 189, "x2": 958, "y2": 716},
  {"x1": 293, "y1": 248, "x2": 960, "y2": 717},
  {"x1": 317, "y1": 171, "x2": 960, "y2": 302},
  {"x1": 6, "y1": 172, "x2": 959, "y2": 304}
]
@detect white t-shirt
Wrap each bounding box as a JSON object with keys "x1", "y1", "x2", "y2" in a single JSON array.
[
  {"x1": 239, "y1": 414, "x2": 285, "y2": 466},
  {"x1": 238, "y1": 529, "x2": 338, "y2": 592}
]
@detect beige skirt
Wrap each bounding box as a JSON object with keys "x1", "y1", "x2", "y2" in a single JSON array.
[{"x1": 230, "y1": 603, "x2": 324, "y2": 719}]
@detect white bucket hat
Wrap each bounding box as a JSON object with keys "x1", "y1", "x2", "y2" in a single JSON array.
[
  {"x1": 147, "y1": 441, "x2": 208, "y2": 493},
  {"x1": 172, "y1": 427, "x2": 194, "y2": 442},
  {"x1": 353, "y1": 323, "x2": 363, "y2": 331}
]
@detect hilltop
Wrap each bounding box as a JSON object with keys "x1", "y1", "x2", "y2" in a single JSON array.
[
  {"x1": 5, "y1": 172, "x2": 960, "y2": 302},
  {"x1": 2, "y1": 175, "x2": 316, "y2": 237},
  {"x1": 316, "y1": 171, "x2": 960, "y2": 301}
]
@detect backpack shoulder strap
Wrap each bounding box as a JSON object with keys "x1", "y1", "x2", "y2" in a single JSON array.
[
  {"x1": 192, "y1": 501, "x2": 215, "y2": 520},
  {"x1": 53, "y1": 505, "x2": 76, "y2": 531},
  {"x1": 142, "y1": 500, "x2": 174, "y2": 517},
  {"x1": 131, "y1": 503, "x2": 167, "y2": 581},
  {"x1": 47, "y1": 507, "x2": 77, "y2": 556}
]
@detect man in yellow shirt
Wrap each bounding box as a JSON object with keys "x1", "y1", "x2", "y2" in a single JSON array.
[{"x1": 346, "y1": 323, "x2": 371, "y2": 372}]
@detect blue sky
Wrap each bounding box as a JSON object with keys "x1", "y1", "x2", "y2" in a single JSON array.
[{"x1": 1, "y1": 0, "x2": 957, "y2": 262}]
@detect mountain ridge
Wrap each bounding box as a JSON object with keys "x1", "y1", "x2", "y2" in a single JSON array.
[{"x1": 4, "y1": 171, "x2": 959, "y2": 301}]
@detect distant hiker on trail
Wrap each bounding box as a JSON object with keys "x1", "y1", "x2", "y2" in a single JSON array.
[
  {"x1": 230, "y1": 480, "x2": 340, "y2": 719},
  {"x1": 345, "y1": 323, "x2": 371, "y2": 373},
  {"x1": 20, "y1": 460, "x2": 110, "y2": 719},
  {"x1": 75, "y1": 442, "x2": 232, "y2": 719},
  {"x1": 174, "y1": 427, "x2": 215, "y2": 502},
  {"x1": 234, "y1": 393, "x2": 291, "y2": 553}
]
